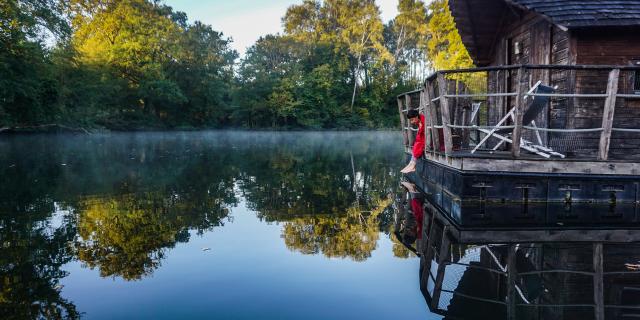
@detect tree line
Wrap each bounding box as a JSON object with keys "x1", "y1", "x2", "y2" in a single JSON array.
[{"x1": 0, "y1": 0, "x2": 472, "y2": 131}]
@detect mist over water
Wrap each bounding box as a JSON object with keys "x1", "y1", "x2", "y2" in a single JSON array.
[{"x1": 0, "y1": 131, "x2": 434, "y2": 319}]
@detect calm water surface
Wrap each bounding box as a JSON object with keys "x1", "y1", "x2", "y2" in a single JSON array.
[{"x1": 0, "y1": 131, "x2": 435, "y2": 319}]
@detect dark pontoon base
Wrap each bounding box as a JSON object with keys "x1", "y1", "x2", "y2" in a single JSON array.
[{"x1": 406, "y1": 156, "x2": 640, "y2": 232}]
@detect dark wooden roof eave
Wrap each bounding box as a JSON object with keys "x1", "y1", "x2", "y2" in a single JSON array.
[
  {"x1": 508, "y1": 0, "x2": 640, "y2": 29},
  {"x1": 449, "y1": 0, "x2": 514, "y2": 66},
  {"x1": 449, "y1": 0, "x2": 640, "y2": 66}
]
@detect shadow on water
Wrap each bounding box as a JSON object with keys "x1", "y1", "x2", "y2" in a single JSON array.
[
  {"x1": 393, "y1": 182, "x2": 640, "y2": 320},
  {"x1": 0, "y1": 131, "x2": 408, "y2": 318}
]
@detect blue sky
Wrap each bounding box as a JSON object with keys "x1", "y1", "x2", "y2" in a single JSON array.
[{"x1": 163, "y1": 0, "x2": 399, "y2": 57}]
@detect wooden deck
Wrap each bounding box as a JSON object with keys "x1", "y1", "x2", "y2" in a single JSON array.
[{"x1": 421, "y1": 151, "x2": 640, "y2": 176}]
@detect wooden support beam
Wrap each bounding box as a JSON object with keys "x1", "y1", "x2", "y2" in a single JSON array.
[
  {"x1": 593, "y1": 242, "x2": 604, "y2": 320},
  {"x1": 423, "y1": 206, "x2": 437, "y2": 260},
  {"x1": 398, "y1": 97, "x2": 409, "y2": 148},
  {"x1": 421, "y1": 88, "x2": 433, "y2": 155},
  {"x1": 506, "y1": 244, "x2": 518, "y2": 320},
  {"x1": 430, "y1": 226, "x2": 451, "y2": 310},
  {"x1": 436, "y1": 73, "x2": 454, "y2": 158},
  {"x1": 598, "y1": 69, "x2": 620, "y2": 161},
  {"x1": 511, "y1": 67, "x2": 528, "y2": 158},
  {"x1": 426, "y1": 80, "x2": 441, "y2": 153},
  {"x1": 406, "y1": 94, "x2": 415, "y2": 147},
  {"x1": 419, "y1": 207, "x2": 438, "y2": 299}
]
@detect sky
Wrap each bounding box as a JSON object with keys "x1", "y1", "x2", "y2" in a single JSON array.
[{"x1": 163, "y1": 0, "x2": 399, "y2": 57}]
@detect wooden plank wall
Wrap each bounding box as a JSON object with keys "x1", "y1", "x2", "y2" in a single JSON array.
[
  {"x1": 549, "y1": 26, "x2": 571, "y2": 136},
  {"x1": 575, "y1": 30, "x2": 640, "y2": 160},
  {"x1": 454, "y1": 5, "x2": 640, "y2": 160},
  {"x1": 486, "y1": 15, "x2": 570, "y2": 147}
]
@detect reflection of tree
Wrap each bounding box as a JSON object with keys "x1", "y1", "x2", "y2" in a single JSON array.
[
  {"x1": 74, "y1": 192, "x2": 231, "y2": 280},
  {"x1": 234, "y1": 133, "x2": 401, "y2": 261},
  {"x1": 0, "y1": 131, "x2": 403, "y2": 295},
  {"x1": 0, "y1": 205, "x2": 79, "y2": 319},
  {"x1": 282, "y1": 197, "x2": 392, "y2": 261},
  {"x1": 241, "y1": 135, "x2": 400, "y2": 219},
  {"x1": 1, "y1": 134, "x2": 240, "y2": 281}
]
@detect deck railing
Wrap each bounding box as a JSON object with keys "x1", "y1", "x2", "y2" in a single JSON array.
[{"x1": 398, "y1": 64, "x2": 640, "y2": 161}]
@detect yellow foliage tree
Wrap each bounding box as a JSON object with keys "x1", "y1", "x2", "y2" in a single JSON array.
[{"x1": 426, "y1": 0, "x2": 474, "y2": 71}]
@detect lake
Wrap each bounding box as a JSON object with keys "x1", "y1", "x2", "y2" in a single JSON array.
[{"x1": 0, "y1": 131, "x2": 435, "y2": 319}]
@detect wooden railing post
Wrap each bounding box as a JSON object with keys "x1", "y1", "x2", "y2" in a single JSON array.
[
  {"x1": 421, "y1": 87, "x2": 433, "y2": 155},
  {"x1": 426, "y1": 80, "x2": 441, "y2": 154},
  {"x1": 511, "y1": 67, "x2": 528, "y2": 158},
  {"x1": 406, "y1": 94, "x2": 415, "y2": 147},
  {"x1": 436, "y1": 73, "x2": 454, "y2": 157},
  {"x1": 506, "y1": 244, "x2": 518, "y2": 320},
  {"x1": 593, "y1": 242, "x2": 604, "y2": 320},
  {"x1": 598, "y1": 68, "x2": 620, "y2": 161},
  {"x1": 397, "y1": 97, "x2": 408, "y2": 149},
  {"x1": 430, "y1": 226, "x2": 450, "y2": 310}
]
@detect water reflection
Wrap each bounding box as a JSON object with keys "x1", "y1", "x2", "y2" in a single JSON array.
[
  {"x1": 0, "y1": 205, "x2": 79, "y2": 319},
  {"x1": 0, "y1": 132, "x2": 403, "y2": 318},
  {"x1": 400, "y1": 187, "x2": 640, "y2": 320},
  {"x1": 74, "y1": 192, "x2": 231, "y2": 280},
  {"x1": 282, "y1": 197, "x2": 392, "y2": 261}
]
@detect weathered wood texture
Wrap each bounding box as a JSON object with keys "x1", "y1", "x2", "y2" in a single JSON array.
[
  {"x1": 450, "y1": 0, "x2": 640, "y2": 66},
  {"x1": 485, "y1": 15, "x2": 568, "y2": 142},
  {"x1": 423, "y1": 151, "x2": 640, "y2": 175},
  {"x1": 434, "y1": 0, "x2": 640, "y2": 161},
  {"x1": 593, "y1": 243, "x2": 604, "y2": 320},
  {"x1": 437, "y1": 73, "x2": 454, "y2": 156},
  {"x1": 598, "y1": 69, "x2": 620, "y2": 160},
  {"x1": 398, "y1": 98, "x2": 408, "y2": 147},
  {"x1": 511, "y1": 68, "x2": 527, "y2": 157},
  {"x1": 575, "y1": 30, "x2": 640, "y2": 160},
  {"x1": 511, "y1": 0, "x2": 640, "y2": 28}
]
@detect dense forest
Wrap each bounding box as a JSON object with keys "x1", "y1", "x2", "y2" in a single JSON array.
[{"x1": 1, "y1": 0, "x2": 473, "y2": 130}]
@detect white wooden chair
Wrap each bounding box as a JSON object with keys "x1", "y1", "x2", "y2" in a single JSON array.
[{"x1": 470, "y1": 81, "x2": 565, "y2": 158}]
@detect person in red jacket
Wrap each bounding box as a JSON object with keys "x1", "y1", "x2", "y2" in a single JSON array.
[{"x1": 401, "y1": 109, "x2": 425, "y2": 173}]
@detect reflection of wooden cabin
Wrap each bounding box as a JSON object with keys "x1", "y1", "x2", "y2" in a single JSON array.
[
  {"x1": 397, "y1": 1, "x2": 640, "y2": 226},
  {"x1": 416, "y1": 215, "x2": 640, "y2": 320},
  {"x1": 395, "y1": 185, "x2": 640, "y2": 320}
]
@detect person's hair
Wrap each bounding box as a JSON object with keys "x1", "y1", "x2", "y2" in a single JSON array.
[{"x1": 406, "y1": 109, "x2": 419, "y2": 119}]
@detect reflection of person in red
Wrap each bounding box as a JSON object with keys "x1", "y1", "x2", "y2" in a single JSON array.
[
  {"x1": 401, "y1": 181, "x2": 424, "y2": 240},
  {"x1": 411, "y1": 196, "x2": 424, "y2": 240},
  {"x1": 401, "y1": 109, "x2": 424, "y2": 173}
]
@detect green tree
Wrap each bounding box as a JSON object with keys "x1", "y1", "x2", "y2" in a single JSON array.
[
  {"x1": 0, "y1": 0, "x2": 70, "y2": 126},
  {"x1": 283, "y1": 0, "x2": 391, "y2": 112},
  {"x1": 168, "y1": 21, "x2": 237, "y2": 127}
]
